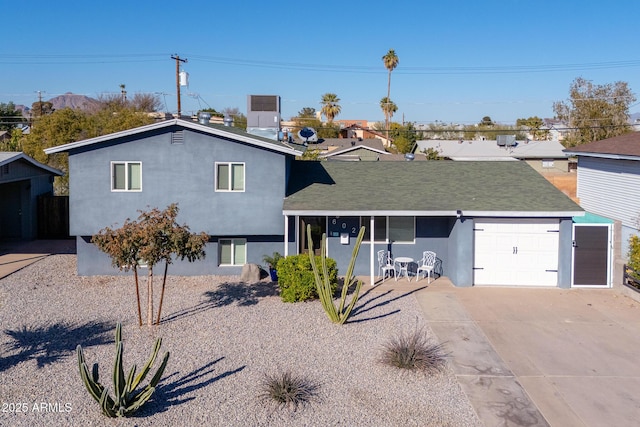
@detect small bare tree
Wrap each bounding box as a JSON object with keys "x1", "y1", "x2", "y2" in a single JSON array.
[{"x1": 93, "y1": 204, "x2": 209, "y2": 326}]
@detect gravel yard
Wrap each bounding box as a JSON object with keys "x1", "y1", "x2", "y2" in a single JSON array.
[{"x1": 0, "y1": 254, "x2": 481, "y2": 426}]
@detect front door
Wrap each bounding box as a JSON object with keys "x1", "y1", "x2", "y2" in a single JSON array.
[
  {"x1": 0, "y1": 181, "x2": 23, "y2": 239},
  {"x1": 299, "y1": 217, "x2": 326, "y2": 255},
  {"x1": 573, "y1": 225, "x2": 610, "y2": 287}
]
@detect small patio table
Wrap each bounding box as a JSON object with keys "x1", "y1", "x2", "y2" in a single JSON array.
[{"x1": 394, "y1": 257, "x2": 414, "y2": 281}]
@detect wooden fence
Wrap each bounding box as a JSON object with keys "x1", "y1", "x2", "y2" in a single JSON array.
[{"x1": 37, "y1": 195, "x2": 70, "y2": 239}]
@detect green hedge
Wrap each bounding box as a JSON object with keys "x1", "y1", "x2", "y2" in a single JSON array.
[
  {"x1": 276, "y1": 254, "x2": 337, "y2": 302},
  {"x1": 628, "y1": 235, "x2": 640, "y2": 279}
]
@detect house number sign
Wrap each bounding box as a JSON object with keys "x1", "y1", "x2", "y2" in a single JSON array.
[{"x1": 328, "y1": 217, "x2": 359, "y2": 237}]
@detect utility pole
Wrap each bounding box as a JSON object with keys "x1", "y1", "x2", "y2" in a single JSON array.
[
  {"x1": 171, "y1": 54, "x2": 187, "y2": 117},
  {"x1": 35, "y1": 90, "x2": 44, "y2": 117}
]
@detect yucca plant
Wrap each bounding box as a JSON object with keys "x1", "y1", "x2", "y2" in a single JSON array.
[
  {"x1": 307, "y1": 224, "x2": 365, "y2": 324},
  {"x1": 380, "y1": 328, "x2": 448, "y2": 372},
  {"x1": 77, "y1": 323, "x2": 170, "y2": 417},
  {"x1": 260, "y1": 370, "x2": 319, "y2": 409}
]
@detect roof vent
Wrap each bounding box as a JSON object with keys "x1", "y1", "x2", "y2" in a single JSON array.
[
  {"x1": 198, "y1": 112, "x2": 211, "y2": 124},
  {"x1": 404, "y1": 153, "x2": 415, "y2": 161},
  {"x1": 223, "y1": 115, "x2": 233, "y2": 127},
  {"x1": 351, "y1": 140, "x2": 356, "y2": 146}
]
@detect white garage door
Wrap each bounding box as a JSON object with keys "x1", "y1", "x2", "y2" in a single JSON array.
[{"x1": 474, "y1": 219, "x2": 559, "y2": 286}]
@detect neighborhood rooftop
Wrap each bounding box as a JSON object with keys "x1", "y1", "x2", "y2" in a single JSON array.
[{"x1": 564, "y1": 131, "x2": 640, "y2": 159}]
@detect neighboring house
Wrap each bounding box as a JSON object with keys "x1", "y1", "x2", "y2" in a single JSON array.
[
  {"x1": 334, "y1": 119, "x2": 369, "y2": 129},
  {"x1": 564, "y1": 132, "x2": 640, "y2": 262},
  {"x1": 319, "y1": 142, "x2": 425, "y2": 162},
  {"x1": 415, "y1": 138, "x2": 576, "y2": 200},
  {"x1": 0, "y1": 152, "x2": 63, "y2": 239},
  {"x1": 44, "y1": 118, "x2": 584, "y2": 288},
  {"x1": 312, "y1": 138, "x2": 393, "y2": 161},
  {"x1": 543, "y1": 118, "x2": 570, "y2": 142},
  {"x1": 320, "y1": 143, "x2": 390, "y2": 161},
  {"x1": 44, "y1": 118, "x2": 304, "y2": 276},
  {"x1": 338, "y1": 124, "x2": 392, "y2": 147},
  {"x1": 283, "y1": 161, "x2": 583, "y2": 288}
]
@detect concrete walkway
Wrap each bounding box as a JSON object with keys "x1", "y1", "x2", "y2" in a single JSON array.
[{"x1": 414, "y1": 283, "x2": 640, "y2": 427}]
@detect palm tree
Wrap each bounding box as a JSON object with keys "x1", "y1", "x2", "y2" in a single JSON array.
[
  {"x1": 380, "y1": 97, "x2": 398, "y2": 124},
  {"x1": 382, "y1": 49, "x2": 399, "y2": 138},
  {"x1": 320, "y1": 93, "x2": 341, "y2": 123}
]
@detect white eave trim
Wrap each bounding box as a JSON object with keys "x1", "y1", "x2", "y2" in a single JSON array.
[
  {"x1": 282, "y1": 209, "x2": 584, "y2": 218},
  {"x1": 563, "y1": 151, "x2": 640, "y2": 161},
  {"x1": 44, "y1": 119, "x2": 303, "y2": 157}
]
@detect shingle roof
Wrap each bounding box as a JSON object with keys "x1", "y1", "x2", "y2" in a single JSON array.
[
  {"x1": 0, "y1": 151, "x2": 63, "y2": 176},
  {"x1": 563, "y1": 131, "x2": 640, "y2": 158},
  {"x1": 283, "y1": 160, "x2": 582, "y2": 215}
]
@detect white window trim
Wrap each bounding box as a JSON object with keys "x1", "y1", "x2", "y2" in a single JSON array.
[
  {"x1": 361, "y1": 216, "x2": 416, "y2": 244},
  {"x1": 219, "y1": 238, "x2": 247, "y2": 266},
  {"x1": 215, "y1": 162, "x2": 246, "y2": 192},
  {"x1": 111, "y1": 161, "x2": 142, "y2": 192}
]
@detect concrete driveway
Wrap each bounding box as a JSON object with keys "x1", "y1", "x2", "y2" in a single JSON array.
[
  {"x1": 0, "y1": 239, "x2": 75, "y2": 279},
  {"x1": 415, "y1": 285, "x2": 640, "y2": 427}
]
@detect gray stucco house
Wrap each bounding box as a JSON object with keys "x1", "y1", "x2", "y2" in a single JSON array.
[
  {"x1": 46, "y1": 119, "x2": 584, "y2": 287},
  {"x1": 0, "y1": 152, "x2": 63, "y2": 240},
  {"x1": 284, "y1": 160, "x2": 582, "y2": 288},
  {"x1": 45, "y1": 119, "x2": 303, "y2": 275}
]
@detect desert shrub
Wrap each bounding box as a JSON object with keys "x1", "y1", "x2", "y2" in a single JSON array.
[
  {"x1": 276, "y1": 254, "x2": 337, "y2": 302},
  {"x1": 380, "y1": 328, "x2": 448, "y2": 372},
  {"x1": 628, "y1": 235, "x2": 640, "y2": 279},
  {"x1": 260, "y1": 371, "x2": 319, "y2": 409}
]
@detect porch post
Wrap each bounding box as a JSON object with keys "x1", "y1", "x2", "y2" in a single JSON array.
[
  {"x1": 370, "y1": 216, "x2": 375, "y2": 286},
  {"x1": 284, "y1": 215, "x2": 289, "y2": 257},
  {"x1": 295, "y1": 215, "x2": 299, "y2": 255}
]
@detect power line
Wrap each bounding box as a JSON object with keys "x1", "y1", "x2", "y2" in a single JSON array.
[{"x1": 3, "y1": 53, "x2": 640, "y2": 75}]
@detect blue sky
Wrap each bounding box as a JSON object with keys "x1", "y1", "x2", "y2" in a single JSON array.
[{"x1": 3, "y1": 0, "x2": 640, "y2": 125}]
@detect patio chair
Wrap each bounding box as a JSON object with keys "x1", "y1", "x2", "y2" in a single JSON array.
[
  {"x1": 416, "y1": 251, "x2": 436, "y2": 283},
  {"x1": 377, "y1": 250, "x2": 396, "y2": 282}
]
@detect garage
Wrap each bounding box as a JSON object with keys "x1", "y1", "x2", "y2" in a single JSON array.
[
  {"x1": 0, "y1": 152, "x2": 63, "y2": 240},
  {"x1": 474, "y1": 219, "x2": 560, "y2": 286}
]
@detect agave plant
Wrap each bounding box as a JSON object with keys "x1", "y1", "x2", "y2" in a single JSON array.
[{"x1": 76, "y1": 323, "x2": 169, "y2": 417}]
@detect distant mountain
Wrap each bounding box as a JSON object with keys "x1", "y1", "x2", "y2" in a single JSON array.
[{"x1": 47, "y1": 92, "x2": 100, "y2": 112}]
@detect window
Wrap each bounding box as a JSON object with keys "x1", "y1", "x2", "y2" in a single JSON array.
[
  {"x1": 542, "y1": 159, "x2": 554, "y2": 168},
  {"x1": 216, "y1": 162, "x2": 245, "y2": 191},
  {"x1": 360, "y1": 216, "x2": 387, "y2": 242},
  {"x1": 359, "y1": 216, "x2": 415, "y2": 243},
  {"x1": 389, "y1": 216, "x2": 415, "y2": 243},
  {"x1": 111, "y1": 161, "x2": 141, "y2": 191},
  {"x1": 219, "y1": 239, "x2": 246, "y2": 266}
]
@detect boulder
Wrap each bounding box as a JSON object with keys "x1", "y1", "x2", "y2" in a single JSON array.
[{"x1": 241, "y1": 263, "x2": 262, "y2": 283}]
